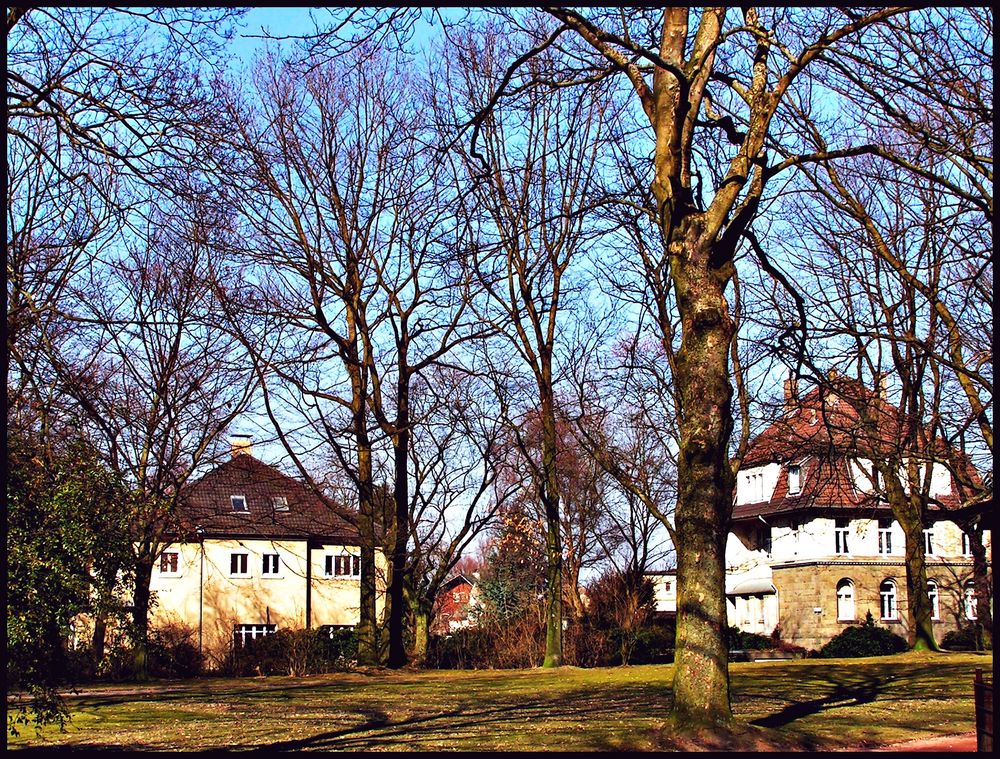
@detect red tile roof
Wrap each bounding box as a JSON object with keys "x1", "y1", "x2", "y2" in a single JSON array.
[
  {"x1": 174, "y1": 454, "x2": 358, "y2": 541},
  {"x1": 732, "y1": 377, "x2": 975, "y2": 521}
]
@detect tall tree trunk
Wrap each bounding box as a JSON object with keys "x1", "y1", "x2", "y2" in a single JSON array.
[
  {"x1": 387, "y1": 375, "x2": 410, "y2": 668},
  {"x1": 539, "y1": 380, "x2": 563, "y2": 668},
  {"x1": 884, "y1": 476, "x2": 938, "y2": 650},
  {"x1": 131, "y1": 556, "x2": 154, "y2": 681},
  {"x1": 669, "y1": 222, "x2": 736, "y2": 727},
  {"x1": 91, "y1": 611, "x2": 108, "y2": 668},
  {"x1": 411, "y1": 599, "x2": 432, "y2": 665},
  {"x1": 967, "y1": 519, "x2": 991, "y2": 651},
  {"x1": 355, "y1": 435, "x2": 378, "y2": 665}
]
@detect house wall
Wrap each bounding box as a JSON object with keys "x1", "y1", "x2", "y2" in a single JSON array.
[
  {"x1": 149, "y1": 538, "x2": 387, "y2": 664},
  {"x1": 771, "y1": 559, "x2": 980, "y2": 651},
  {"x1": 649, "y1": 575, "x2": 676, "y2": 614}
]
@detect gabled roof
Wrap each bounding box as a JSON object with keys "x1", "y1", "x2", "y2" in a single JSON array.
[
  {"x1": 732, "y1": 376, "x2": 975, "y2": 521},
  {"x1": 175, "y1": 454, "x2": 358, "y2": 541}
]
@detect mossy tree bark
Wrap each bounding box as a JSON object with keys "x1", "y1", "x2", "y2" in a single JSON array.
[
  {"x1": 966, "y1": 520, "x2": 992, "y2": 650},
  {"x1": 387, "y1": 368, "x2": 411, "y2": 668},
  {"x1": 542, "y1": 5, "x2": 906, "y2": 726},
  {"x1": 539, "y1": 378, "x2": 564, "y2": 668},
  {"x1": 131, "y1": 556, "x2": 154, "y2": 681}
]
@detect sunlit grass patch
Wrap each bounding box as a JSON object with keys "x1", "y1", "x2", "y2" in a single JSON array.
[{"x1": 8, "y1": 651, "x2": 988, "y2": 751}]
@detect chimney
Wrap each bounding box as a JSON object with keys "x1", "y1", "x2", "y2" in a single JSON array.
[
  {"x1": 783, "y1": 376, "x2": 798, "y2": 413},
  {"x1": 230, "y1": 435, "x2": 252, "y2": 458},
  {"x1": 877, "y1": 373, "x2": 890, "y2": 399}
]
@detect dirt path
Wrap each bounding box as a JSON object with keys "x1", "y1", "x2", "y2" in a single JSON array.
[{"x1": 876, "y1": 731, "x2": 977, "y2": 752}]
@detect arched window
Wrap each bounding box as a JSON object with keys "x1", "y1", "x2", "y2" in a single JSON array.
[
  {"x1": 880, "y1": 579, "x2": 898, "y2": 620},
  {"x1": 964, "y1": 582, "x2": 978, "y2": 621},
  {"x1": 927, "y1": 581, "x2": 939, "y2": 620},
  {"x1": 837, "y1": 579, "x2": 855, "y2": 621}
]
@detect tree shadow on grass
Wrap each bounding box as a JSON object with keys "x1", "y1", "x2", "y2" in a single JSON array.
[{"x1": 748, "y1": 670, "x2": 883, "y2": 729}]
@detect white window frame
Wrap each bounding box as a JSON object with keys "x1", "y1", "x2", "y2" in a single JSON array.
[
  {"x1": 961, "y1": 532, "x2": 973, "y2": 557},
  {"x1": 234, "y1": 623, "x2": 276, "y2": 648},
  {"x1": 787, "y1": 464, "x2": 802, "y2": 495},
  {"x1": 230, "y1": 552, "x2": 250, "y2": 577},
  {"x1": 964, "y1": 582, "x2": 977, "y2": 621},
  {"x1": 927, "y1": 580, "x2": 940, "y2": 620},
  {"x1": 834, "y1": 518, "x2": 850, "y2": 555},
  {"x1": 262, "y1": 553, "x2": 281, "y2": 577},
  {"x1": 922, "y1": 527, "x2": 935, "y2": 556},
  {"x1": 880, "y1": 579, "x2": 898, "y2": 621},
  {"x1": 758, "y1": 525, "x2": 772, "y2": 556},
  {"x1": 231, "y1": 494, "x2": 248, "y2": 513},
  {"x1": 878, "y1": 519, "x2": 893, "y2": 555},
  {"x1": 159, "y1": 550, "x2": 181, "y2": 576},
  {"x1": 272, "y1": 496, "x2": 289, "y2": 512},
  {"x1": 334, "y1": 553, "x2": 362, "y2": 578},
  {"x1": 836, "y1": 579, "x2": 855, "y2": 621}
]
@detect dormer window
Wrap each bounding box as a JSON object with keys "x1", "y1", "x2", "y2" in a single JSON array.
[
  {"x1": 787, "y1": 464, "x2": 801, "y2": 495},
  {"x1": 272, "y1": 496, "x2": 289, "y2": 512},
  {"x1": 231, "y1": 495, "x2": 248, "y2": 512}
]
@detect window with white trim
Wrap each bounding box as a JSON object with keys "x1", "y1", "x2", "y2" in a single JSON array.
[
  {"x1": 262, "y1": 553, "x2": 280, "y2": 576},
  {"x1": 230, "y1": 552, "x2": 249, "y2": 577},
  {"x1": 757, "y1": 525, "x2": 772, "y2": 556},
  {"x1": 927, "y1": 580, "x2": 939, "y2": 620},
  {"x1": 964, "y1": 582, "x2": 977, "y2": 620},
  {"x1": 325, "y1": 553, "x2": 361, "y2": 578},
  {"x1": 787, "y1": 464, "x2": 801, "y2": 495},
  {"x1": 272, "y1": 496, "x2": 289, "y2": 512},
  {"x1": 880, "y1": 579, "x2": 898, "y2": 621},
  {"x1": 961, "y1": 532, "x2": 973, "y2": 557},
  {"x1": 233, "y1": 623, "x2": 276, "y2": 648},
  {"x1": 335, "y1": 554, "x2": 361, "y2": 577},
  {"x1": 835, "y1": 518, "x2": 850, "y2": 554},
  {"x1": 922, "y1": 527, "x2": 935, "y2": 556},
  {"x1": 836, "y1": 579, "x2": 855, "y2": 621},
  {"x1": 159, "y1": 551, "x2": 180, "y2": 575},
  {"x1": 878, "y1": 519, "x2": 893, "y2": 555},
  {"x1": 231, "y1": 494, "x2": 248, "y2": 512}
]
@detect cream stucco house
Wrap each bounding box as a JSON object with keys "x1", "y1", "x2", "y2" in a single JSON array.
[{"x1": 149, "y1": 438, "x2": 386, "y2": 664}]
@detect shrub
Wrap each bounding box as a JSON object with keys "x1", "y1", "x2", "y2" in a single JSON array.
[
  {"x1": 220, "y1": 627, "x2": 358, "y2": 677},
  {"x1": 726, "y1": 626, "x2": 773, "y2": 651},
  {"x1": 941, "y1": 626, "x2": 987, "y2": 652},
  {"x1": 818, "y1": 611, "x2": 908, "y2": 658},
  {"x1": 630, "y1": 622, "x2": 675, "y2": 665},
  {"x1": 149, "y1": 624, "x2": 203, "y2": 679}
]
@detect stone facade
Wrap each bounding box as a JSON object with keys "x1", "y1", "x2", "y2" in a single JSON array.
[{"x1": 770, "y1": 559, "x2": 976, "y2": 651}]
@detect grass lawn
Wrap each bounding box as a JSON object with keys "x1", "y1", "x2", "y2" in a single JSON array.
[{"x1": 7, "y1": 651, "x2": 990, "y2": 751}]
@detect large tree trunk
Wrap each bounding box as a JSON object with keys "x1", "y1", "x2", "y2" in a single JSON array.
[
  {"x1": 967, "y1": 519, "x2": 992, "y2": 651},
  {"x1": 884, "y1": 476, "x2": 938, "y2": 651},
  {"x1": 91, "y1": 611, "x2": 108, "y2": 668},
  {"x1": 669, "y1": 225, "x2": 736, "y2": 727},
  {"x1": 131, "y1": 556, "x2": 154, "y2": 681},
  {"x1": 539, "y1": 380, "x2": 563, "y2": 668},
  {"x1": 387, "y1": 380, "x2": 410, "y2": 668},
  {"x1": 356, "y1": 442, "x2": 379, "y2": 665},
  {"x1": 411, "y1": 599, "x2": 432, "y2": 665}
]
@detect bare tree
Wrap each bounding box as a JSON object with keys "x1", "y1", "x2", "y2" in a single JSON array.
[
  {"x1": 433, "y1": 24, "x2": 611, "y2": 666},
  {"x1": 403, "y1": 365, "x2": 514, "y2": 662},
  {"x1": 6, "y1": 7, "x2": 242, "y2": 394},
  {"x1": 48, "y1": 202, "x2": 254, "y2": 678},
  {"x1": 458, "y1": 6, "x2": 911, "y2": 723}
]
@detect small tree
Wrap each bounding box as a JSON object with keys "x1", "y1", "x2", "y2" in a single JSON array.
[{"x1": 6, "y1": 425, "x2": 131, "y2": 735}]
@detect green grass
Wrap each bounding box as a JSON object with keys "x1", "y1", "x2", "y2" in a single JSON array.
[{"x1": 7, "y1": 651, "x2": 990, "y2": 751}]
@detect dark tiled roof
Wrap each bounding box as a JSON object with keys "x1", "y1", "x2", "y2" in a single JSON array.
[
  {"x1": 733, "y1": 378, "x2": 973, "y2": 521},
  {"x1": 175, "y1": 454, "x2": 358, "y2": 541}
]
